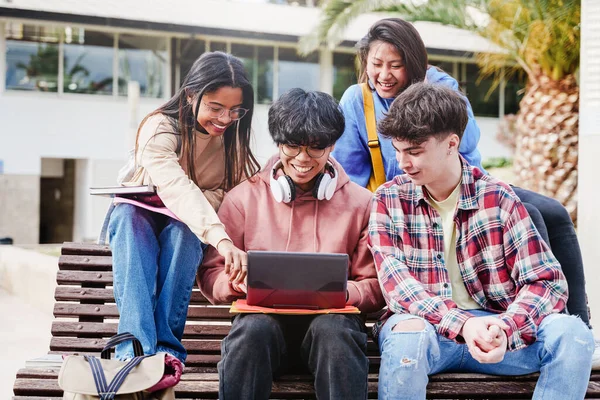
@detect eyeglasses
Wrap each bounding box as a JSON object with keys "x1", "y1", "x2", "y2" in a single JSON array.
[
  {"x1": 201, "y1": 102, "x2": 249, "y2": 121},
  {"x1": 280, "y1": 144, "x2": 328, "y2": 159}
]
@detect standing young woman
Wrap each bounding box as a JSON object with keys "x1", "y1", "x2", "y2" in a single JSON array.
[
  {"x1": 108, "y1": 52, "x2": 260, "y2": 364},
  {"x1": 332, "y1": 18, "x2": 590, "y2": 327}
]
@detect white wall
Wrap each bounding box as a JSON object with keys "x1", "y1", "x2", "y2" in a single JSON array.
[
  {"x1": 579, "y1": 0, "x2": 600, "y2": 329},
  {"x1": 475, "y1": 116, "x2": 512, "y2": 161},
  {"x1": 0, "y1": 92, "x2": 163, "y2": 175}
]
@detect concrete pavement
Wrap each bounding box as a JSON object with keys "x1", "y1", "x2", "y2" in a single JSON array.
[{"x1": 0, "y1": 289, "x2": 53, "y2": 398}]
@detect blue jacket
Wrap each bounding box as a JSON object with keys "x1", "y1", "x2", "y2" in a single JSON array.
[{"x1": 332, "y1": 66, "x2": 483, "y2": 187}]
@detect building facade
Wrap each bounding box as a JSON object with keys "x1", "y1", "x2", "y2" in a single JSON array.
[{"x1": 0, "y1": 0, "x2": 518, "y2": 244}]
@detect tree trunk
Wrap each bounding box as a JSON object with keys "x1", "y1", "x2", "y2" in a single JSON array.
[{"x1": 513, "y1": 73, "x2": 579, "y2": 224}]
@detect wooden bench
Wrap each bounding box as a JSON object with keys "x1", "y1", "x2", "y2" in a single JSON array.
[{"x1": 12, "y1": 242, "x2": 600, "y2": 399}]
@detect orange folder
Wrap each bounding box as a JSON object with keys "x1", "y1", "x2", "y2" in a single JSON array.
[{"x1": 230, "y1": 299, "x2": 360, "y2": 315}]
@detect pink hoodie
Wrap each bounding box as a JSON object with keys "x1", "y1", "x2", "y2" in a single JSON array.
[{"x1": 197, "y1": 155, "x2": 385, "y2": 314}]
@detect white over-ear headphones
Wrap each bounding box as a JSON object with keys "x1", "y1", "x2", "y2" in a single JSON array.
[{"x1": 269, "y1": 160, "x2": 338, "y2": 203}]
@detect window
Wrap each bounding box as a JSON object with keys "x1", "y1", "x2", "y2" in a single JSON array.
[
  {"x1": 63, "y1": 29, "x2": 114, "y2": 94},
  {"x1": 332, "y1": 52, "x2": 357, "y2": 100},
  {"x1": 5, "y1": 23, "x2": 60, "y2": 92},
  {"x1": 277, "y1": 47, "x2": 319, "y2": 98},
  {"x1": 231, "y1": 43, "x2": 274, "y2": 104},
  {"x1": 209, "y1": 41, "x2": 227, "y2": 52},
  {"x1": 463, "y1": 63, "x2": 499, "y2": 117},
  {"x1": 429, "y1": 60, "x2": 457, "y2": 80},
  {"x1": 231, "y1": 43, "x2": 255, "y2": 82},
  {"x1": 257, "y1": 47, "x2": 274, "y2": 104},
  {"x1": 179, "y1": 38, "x2": 205, "y2": 83},
  {"x1": 504, "y1": 70, "x2": 526, "y2": 115},
  {"x1": 118, "y1": 34, "x2": 167, "y2": 98}
]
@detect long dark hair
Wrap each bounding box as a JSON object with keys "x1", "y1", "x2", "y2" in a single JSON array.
[
  {"x1": 356, "y1": 18, "x2": 428, "y2": 89},
  {"x1": 136, "y1": 51, "x2": 260, "y2": 191}
]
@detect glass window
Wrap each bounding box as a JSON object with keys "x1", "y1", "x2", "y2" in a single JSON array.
[
  {"x1": 429, "y1": 60, "x2": 457, "y2": 80},
  {"x1": 504, "y1": 70, "x2": 526, "y2": 115},
  {"x1": 332, "y1": 52, "x2": 357, "y2": 100},
  {"x1": 63, "y1": 29, "x2": 114, "y2": 94},
  {"x1": 179, "y1": 38, "x2": 205, "y2": 82},
  {"x1": 277, "y1": 47, "x2": 319, "y2": 98},
  {"x1": 5, "y1": 23, "x2": 60, "y2": 92},
  {"x1": 231, "y1": 43, "x2": 255, "y2": 83},
  {"x1": 463, "y1": 63, "x2": 499, "y2": 118},
  {"x1": 5, "y1": 22, "x2": 61, "y2": 42},
  {"x1": 118, "y1": 34, "x2": 167, "y2": 98},
  {"x1": 231, "y1": 44, "x2": 274, "y2": 104},
  {"x1": 209, "y1": 41, "x2": 227, "y2": 52}
]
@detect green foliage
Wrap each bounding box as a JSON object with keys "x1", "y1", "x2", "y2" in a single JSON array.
[{"x1": 482, "y1": 156, "x2": 513, "y2": 169}]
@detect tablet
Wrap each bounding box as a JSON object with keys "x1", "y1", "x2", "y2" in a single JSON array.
[{"x1": 246, "y1": 251, "x2": 348, "y2": 310}]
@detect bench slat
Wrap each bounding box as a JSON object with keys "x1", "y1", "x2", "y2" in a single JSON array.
[
  {"x1": 15, "y1": 366, "x2": 600, "y2": 398},
  {"x1": 56, "y1": 270, "x2": 113, "y2": 285},
  {"x1": 61, "y1": 242, "x2": 111, "y2": 256},
  {"x1": 51, "y1": 321, "x2": 231, "y2": 338},
  {"x1": 58, "y1": 255, "x2": 113, "y2": 271},
  {"x1": 50, "y1": 337, "x2": 223, "y2": 353},
  {"x1": 14, "y1": 374, "x2": 600, "y2": 398},
  {"x1": 53, "y1": 303, "x2": 234, "y2": 320},
  {"x1": 54, "y1": 287, "x2": 210, "y2": 304},
  {"x1": 52, "y1": 291, "x2": 382, "y2": 321}
]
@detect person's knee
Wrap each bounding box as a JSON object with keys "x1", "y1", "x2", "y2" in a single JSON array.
[
  {"x1": 309, "y1": 315, "x2": 354, "y2": 335},
  {"x1": 164, "y1": 218, "x2": 199, "y2": 245},
  {"x1": 391, "y1": 318, "x2": 426, "y2": 332},
  {"x1": 230, "y1": 314, "x2": 281, "y2": 347},
  {"x1": 109, "y1": 204, "x2": 151, "y2": 234},
  {"x1": 307, "y1": 315, "x2": 367, "y2": 354},
  {"x1": 544, "y1": 315, "x2": 594, "y2": 358},
  {"x1": 532, "y1": 195, "x2": 572, "y2": 227},
  {"x1": 310, "y1": 315, "x2": 364, "y2": 340}
]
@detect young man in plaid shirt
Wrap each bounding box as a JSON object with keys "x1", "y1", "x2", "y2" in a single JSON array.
[{"x1": 369, "y1": 82, "x2": 594, "y2": 400}]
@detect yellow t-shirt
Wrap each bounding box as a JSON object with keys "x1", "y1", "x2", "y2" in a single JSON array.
[{"x1": 429, "y1": 182, "x2": 481, "y2": 310}]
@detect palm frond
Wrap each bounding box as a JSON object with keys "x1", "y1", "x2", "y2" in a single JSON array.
[{"x1": 299, "y1": 0, "x2": 399, "y2": 54}]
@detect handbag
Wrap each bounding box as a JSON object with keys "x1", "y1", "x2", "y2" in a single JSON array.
[
  {"x1": 58, "y1": 333, "x2": 177, "y2": 400},
  {"x1": 361, "y1": 83, "x2": 386, "y2": 193}
]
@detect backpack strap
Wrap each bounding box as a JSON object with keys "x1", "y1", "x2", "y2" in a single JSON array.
[
  {"x1": 85, "y1": 354, "x2": 147, "y2": 400},
  {"x1": 361, "y1": 83, "x2": 386, "y2": 192}
]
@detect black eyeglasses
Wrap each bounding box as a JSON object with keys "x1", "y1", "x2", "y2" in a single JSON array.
[
  {"x1": 280, "y1": 144, "x2": 328, "y2": 159},
  {"x1": 202, "y1": 102, "x2": 249, "y2": 121}
]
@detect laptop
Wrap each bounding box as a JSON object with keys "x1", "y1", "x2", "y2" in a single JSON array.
[{"x1": 246, "y1": 251, "x2": 348, "y2": 309}]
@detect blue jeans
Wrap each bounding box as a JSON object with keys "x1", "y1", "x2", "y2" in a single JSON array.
[
  {"x1": 219, "y1": 313, "x2": 369, "y2": 400},
  {"x1": 378, "y1": 311, "x2": 594, "y2": 400},
  {"x1": 108, "y1": 203, "x2": 204, "y2": 362},
  {"x1": 513, "y1": 187, "x2": 590, "y2": 327}
]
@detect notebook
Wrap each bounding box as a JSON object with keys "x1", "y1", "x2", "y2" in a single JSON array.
[
  {"x1": 246, "y1": 251, "x2": 348, "y2": 310},
  {"x1": 89, "y1": 184, "x2": 155, "y2": 197}
]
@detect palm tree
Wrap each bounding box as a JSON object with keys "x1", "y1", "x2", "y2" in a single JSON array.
[{"x1": 302, "y1": 0, "x2": 581, "y2": 222}]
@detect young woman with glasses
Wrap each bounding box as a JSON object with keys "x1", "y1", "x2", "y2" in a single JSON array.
[{"x1": 108, "y1": 51, "x2": 260, "y2": 366}]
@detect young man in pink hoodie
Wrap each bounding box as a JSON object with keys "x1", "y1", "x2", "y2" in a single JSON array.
[{"x1": 197, "y1": 88, "x2": 385, "y2": 400}]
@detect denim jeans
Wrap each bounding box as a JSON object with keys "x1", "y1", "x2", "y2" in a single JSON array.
[
  {"x1": 219, "y1": 313, "x2": 369, "y2": 400},
  {"x1": 378, "y1": 310, "x2": 594, "y2": 400},
  {"x1": 108, "y1": 203, "x2": 204, "y2": 362},
  {"x1": 513, "y1": 187, "x2": 590, "y2": 327}
]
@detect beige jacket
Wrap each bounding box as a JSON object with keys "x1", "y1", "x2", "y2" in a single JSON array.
[{"x1": 123, "y1": 113, "x2": 230, "y2": 248}]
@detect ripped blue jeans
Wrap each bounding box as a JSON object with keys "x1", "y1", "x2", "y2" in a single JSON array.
[{"x1": 378, "y1": 310, "x2": 594, "y2": 400}]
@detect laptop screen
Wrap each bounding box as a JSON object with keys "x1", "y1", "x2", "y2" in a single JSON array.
[{"x1": 246, "y1": 251, "x2": 348, "y2": 309}]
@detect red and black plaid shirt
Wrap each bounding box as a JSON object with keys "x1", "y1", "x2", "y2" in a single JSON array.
[{"x1": 369, "y1": 160, "x2": 567, "y2": 351}]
